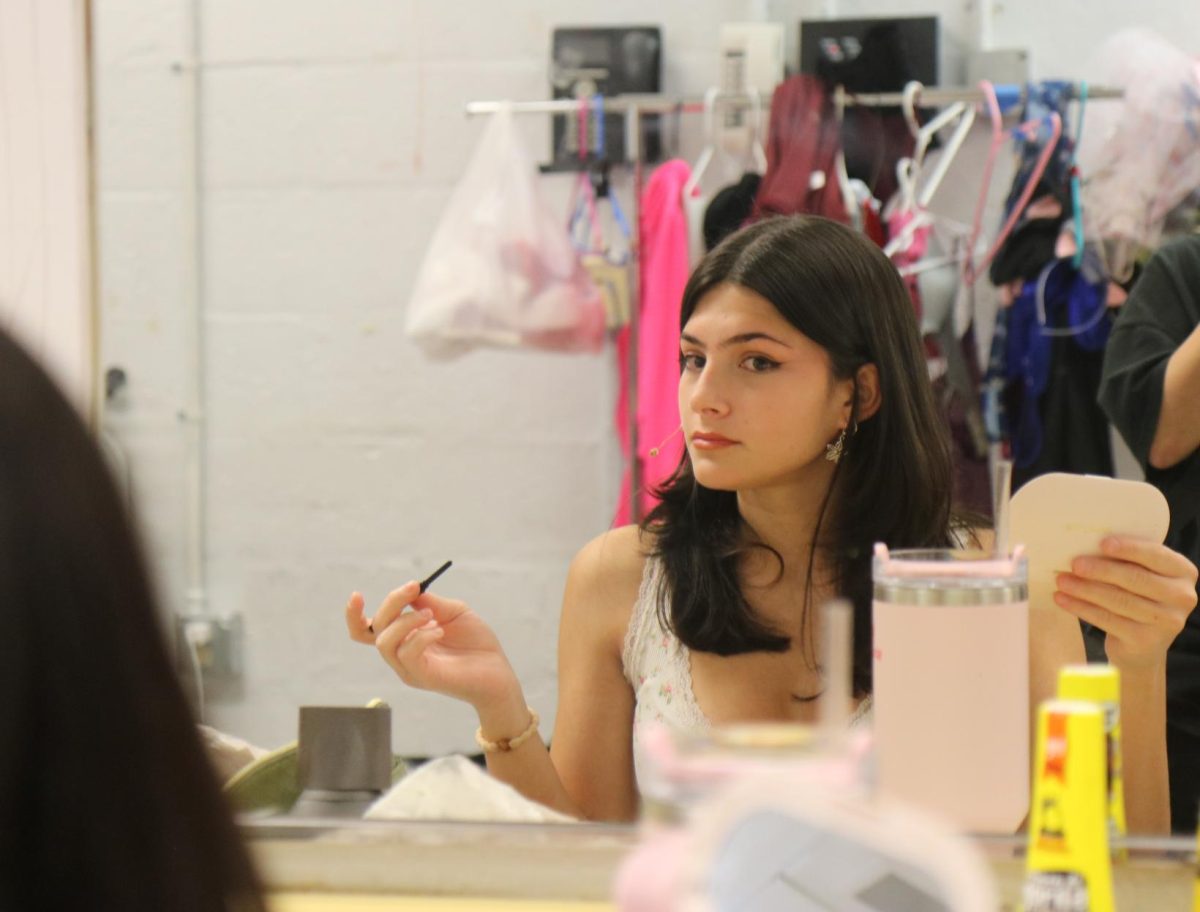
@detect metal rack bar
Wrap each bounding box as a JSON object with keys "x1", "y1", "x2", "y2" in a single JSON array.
[
  {"x1": 465, "y1": 83, "x2": 1122, "y2": 118},
  {"x1": 835, "y1": 84, "x2": 1123, "y2": 108}
]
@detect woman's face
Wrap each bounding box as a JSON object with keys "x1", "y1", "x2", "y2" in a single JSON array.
[{"x1": 678, "y1": 283, "x2": 851, "y2": 493}]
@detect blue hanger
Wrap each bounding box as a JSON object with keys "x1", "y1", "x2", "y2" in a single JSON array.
[
  {"x1": 1069, "y1": 82, "x2": 1088, "y2": 269},
  {"x1": 593, "y1": 94, "x2": 631, "y2": 240}
]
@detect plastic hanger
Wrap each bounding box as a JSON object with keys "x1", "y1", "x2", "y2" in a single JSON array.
[
  {"x1": 1068, "y1": 81, "x2": 1088, "y2": 269},
  {"x1": 832, "y1": 85, "x2": 857, "y2": 225},
  {"x1": 682, "y1": 87, "x2": 720, "y2": 201},
  {"x1": 1033, "y1": 257, "x2": 1108, "y2": 338},
  {"x1": 884, "y1": 100, "x2": 976, "y2": 258},
  {"x1": 901, "y1": 80, "x2": 924, "y2": 140},
  {"x1": 591, "y1": 94, "x2": 631, "y2": 244},
  {"x1": 972, "y1": 97, "x2": 1064, "y2": 281},
  {"x1": 915, "y1": 105, "x2": 976, "y2": 208},
  {"x1": 567, "y1": 97, "x2": 604, "y2": 253},
  {"x1": 681, "y1": 87, "x2": 767, "y2": 203},
  {"x1": 746, "y1": 87, "x2": 768, "y2": 174},
  {"x1": 901, "y1": 80, "x2": 973, "y2": 175},
  {"x1": 961, "y1": 81, "x2": 1008, "y2": 285},
  {"x1": 882, "y1": 159, "x2": 922, "y2": 257}
]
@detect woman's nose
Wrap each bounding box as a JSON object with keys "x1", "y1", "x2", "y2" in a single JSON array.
[{"x1": 686, "y1": 365, "x2": 730, "y2": 416}]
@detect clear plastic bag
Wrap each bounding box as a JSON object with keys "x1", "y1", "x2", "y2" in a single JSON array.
[
  {"x1": 1077, "y1": 29, "x2": 1200, "y2": 281},
  {"x1": 405, "y1": 104, "x2": 605, "y2": 355}
]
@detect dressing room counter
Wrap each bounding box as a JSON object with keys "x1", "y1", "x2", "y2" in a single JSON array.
[{"x1": 246, "y1": 819, "x2": 1196, "y2": 910}]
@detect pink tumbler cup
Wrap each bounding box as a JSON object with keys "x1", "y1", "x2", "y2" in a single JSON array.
[{"x1": 872, "y1": 544, "x2": 1029, "y2": 833}]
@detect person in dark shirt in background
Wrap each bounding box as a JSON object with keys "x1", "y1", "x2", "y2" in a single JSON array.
[{"x1": 1099, "y1": 234, "x2": 1200, "y2": 833}]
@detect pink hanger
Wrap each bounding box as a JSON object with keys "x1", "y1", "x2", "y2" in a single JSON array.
[
  {"x1": 963, "y1": 81, "x2": 1064, "y2": 284},
  {"x1": 566, "y1": 98, "x2": 604, "y2": 253},
  {"x1": 975, "y1": 113, "x2": 1063, "y2": 280},
  {"x1": 961, "y1": 81, "x2": 1005, "y2": 285}
]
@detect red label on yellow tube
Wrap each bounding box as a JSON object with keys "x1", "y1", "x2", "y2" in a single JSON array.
[{"x1": 1022, "y1": 700, "x2": 1114, "y2": 912}]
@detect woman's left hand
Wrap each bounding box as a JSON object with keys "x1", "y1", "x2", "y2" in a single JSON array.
[{"x1": 1054, "y1": 536, "x2": 1198, "y2": 669}]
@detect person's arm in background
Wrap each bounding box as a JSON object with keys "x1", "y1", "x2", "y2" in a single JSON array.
[
  {"x1": 1094, "y1": 239, "x2": 1200, "y2": 831},
  {"x1": 1150, "y1": 319, "x2": 1200, "y2": 469},
  {"x1": 1052, "y1": 536, "x2": 1196, "y2": 832},
  {"x1": 1100, "y1": 237, "x2": 1200, "y2": 474},
  {"x1": 984, "y1": 523, "x2": 1192, "y2": 833}
]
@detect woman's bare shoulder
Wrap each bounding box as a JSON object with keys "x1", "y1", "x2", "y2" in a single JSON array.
[
  {"x1": 562, "y1": 525, "x2": 653, "y2": 641},
  {"x1": 569, "y1": 524, "x2": 652, "y2": 598}
]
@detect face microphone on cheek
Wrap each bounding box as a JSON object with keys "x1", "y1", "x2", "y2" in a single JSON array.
[{"x1": 648, "y1": 425, "x2": 684, "y2": 458}]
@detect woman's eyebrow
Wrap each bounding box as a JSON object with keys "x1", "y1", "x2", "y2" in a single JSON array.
[{"x1": 679, "y1": 331, "x2": 793, "y2": 349}]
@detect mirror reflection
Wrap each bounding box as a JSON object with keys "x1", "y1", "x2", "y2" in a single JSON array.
[{"x1": 83, "y1": 0, "x2": 1200, "y2": 849}]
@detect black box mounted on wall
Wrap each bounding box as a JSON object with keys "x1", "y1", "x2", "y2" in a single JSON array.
[
  {"x1": 798, "y1": 17, "x2": 939, "y2": 201},
  {"x1": 799, "y1": 16, "x2": 938, "y2": 91},
  {"x1": 549, "y1": 26, "x2": 662, "y2": 170}
]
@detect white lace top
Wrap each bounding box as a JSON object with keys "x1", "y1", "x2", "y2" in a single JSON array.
[{"x1": 620, "y1": 556, "x2": 872, "y2": 788}]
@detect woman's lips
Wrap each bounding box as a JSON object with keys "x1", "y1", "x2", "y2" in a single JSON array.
[{"x1": 691, "y1": 433, "x2": 738, "y2": 450}]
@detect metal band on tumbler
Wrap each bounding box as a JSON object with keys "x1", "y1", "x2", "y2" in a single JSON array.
[{"x1": 873, "y1": 583, "x2": 1028, "y2": 606}]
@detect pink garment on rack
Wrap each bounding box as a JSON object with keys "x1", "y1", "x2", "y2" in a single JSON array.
[{"x1": 613, "y1": 159, "x2": 692, "y2": 526}]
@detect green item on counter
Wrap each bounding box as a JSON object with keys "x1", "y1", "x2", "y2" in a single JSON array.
[
  {"x1": 225, "y1": 742, "x2": 408, "y2": 815},
  {"x1": 224, "y1": 698, "x2": 407, "y2": 815}
]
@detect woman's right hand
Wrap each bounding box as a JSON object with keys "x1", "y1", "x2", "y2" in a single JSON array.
[{"x1": 345, "y1": 582, "x2": 521, "y2": 713}]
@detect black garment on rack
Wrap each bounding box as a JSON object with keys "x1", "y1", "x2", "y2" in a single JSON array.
[
  {"x1": 703, "y1": 172, "x2": 761, "y2": 251},
  {"x1": 1007, "y1": 259, "x2": 1114, "y2": 489},
  {"x1": 1008, "y1": 331, "x2": 1114, "y2": 491},
  {"x1": 989, "y1": 214, "x2": 1065, "y2": 286}
]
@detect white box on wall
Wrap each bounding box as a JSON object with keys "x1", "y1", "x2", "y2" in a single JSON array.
[
  {"x1": 717, "y1": 22, "x2": 783, "y2": 153},
  {"x1": 965, "y1": 48, "x2": 1031, "y2": 88}
]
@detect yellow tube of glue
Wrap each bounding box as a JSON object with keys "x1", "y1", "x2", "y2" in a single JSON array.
[
  {"x1": 1021, "y1": 700, "x2": 1114, "y2": 912},
  {"x1": 1058, "y1": 664, "x2": 1126, "y2": 853}
]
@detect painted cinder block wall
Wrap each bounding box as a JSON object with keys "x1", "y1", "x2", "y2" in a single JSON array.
[{"x1": 93, "y1": 0, "x2": 1197, "y2": 753}]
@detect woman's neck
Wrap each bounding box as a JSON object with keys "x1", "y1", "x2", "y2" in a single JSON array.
[{"x1": 736, "y1": 472, "x2": 837, "y2": 579}]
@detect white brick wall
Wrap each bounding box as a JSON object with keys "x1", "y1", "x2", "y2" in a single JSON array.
[{"x1": 94, "y1": 0, "x2": 1197, "y2": 755}]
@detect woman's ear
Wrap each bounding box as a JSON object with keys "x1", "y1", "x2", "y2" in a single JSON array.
[{"x1": 854, "y1": 363, "x2": 882, "y2": 422}]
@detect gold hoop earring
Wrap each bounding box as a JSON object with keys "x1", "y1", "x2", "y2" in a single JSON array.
[{"x1": 825, "y1": 427, "x2": 848, "y2": 463}]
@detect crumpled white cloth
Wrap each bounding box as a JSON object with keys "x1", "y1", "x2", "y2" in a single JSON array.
[
  {"x1": 365, "y1": 754, "x2": 576, "y2": 824},
  {"x1": 198, "y1": 724, "x2": 269, "y2": 783}
]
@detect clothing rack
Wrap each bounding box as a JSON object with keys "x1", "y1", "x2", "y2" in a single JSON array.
[{"x1": 464, "y1": 81, "x2": 1120, "y2": 522}]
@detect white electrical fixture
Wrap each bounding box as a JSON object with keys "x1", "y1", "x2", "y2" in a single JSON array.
[{"x1": 717, "y1": 23, "x2": 784, "y2": 152}]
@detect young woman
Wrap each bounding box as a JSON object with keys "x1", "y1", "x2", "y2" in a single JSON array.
[
  {"x1": 346, "y1": 216, "x2": 1196, "y2": 831},
  {"x1": 0, "y1": 329, "x2": 266, "y2": 910}
]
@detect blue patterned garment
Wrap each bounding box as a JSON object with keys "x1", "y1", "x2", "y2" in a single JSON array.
[
  {"x1": 1002, "y1": 80, "x2": 1076, "y2": 217},
  {"x1": 1005, "y1": 259, "x2": 1111, "y2": 469}
]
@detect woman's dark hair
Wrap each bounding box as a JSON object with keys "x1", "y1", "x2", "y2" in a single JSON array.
[
  {"x1": 643, "y1": 215, "x2": 958, "y2": 697},
  {"x1": 0, "y1": 329, "x2": 265, "y2": 910}
]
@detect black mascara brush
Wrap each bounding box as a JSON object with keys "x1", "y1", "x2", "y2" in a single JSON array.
[{"x1": 368, "y1": 560, "x2": 453, "y2": 633}]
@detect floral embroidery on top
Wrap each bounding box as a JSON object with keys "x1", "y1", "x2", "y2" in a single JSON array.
[{"x1": 621, "y1": 556, "x2": 874, "y2": 789}]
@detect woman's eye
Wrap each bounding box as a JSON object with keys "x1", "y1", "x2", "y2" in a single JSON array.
[
  {"x1": 680, "y1": 353, "x2": 705, "y2": 371},
  {"x1": 743, "y1": 355, "x2": 780, "y2": 373}
]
